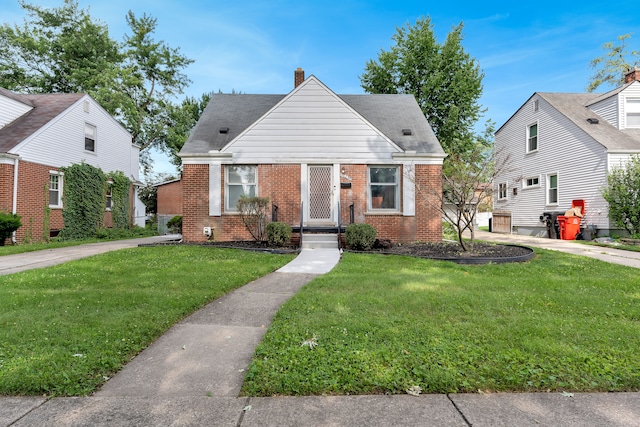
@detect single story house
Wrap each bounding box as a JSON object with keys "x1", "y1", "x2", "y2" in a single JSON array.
[
  {"x1": 493, "y1": 68, "x2": 640, "y2": 237},
  {"x1": 178, "y1": 69, "x2": 446, "y2": 243},
  {"x1": 0, "y1": 88, "x2": 145, "y2": 244}
]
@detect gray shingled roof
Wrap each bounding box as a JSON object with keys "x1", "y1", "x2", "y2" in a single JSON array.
[
  {"x1": 0, "y1": 88, "x2": 84, "y2": 153},
  {"x1": 180, "y1": 92, "x2": 444, "y2": 156},
  {"x1": 538, "y1": 92, "x2": 640, "y2": 152}
]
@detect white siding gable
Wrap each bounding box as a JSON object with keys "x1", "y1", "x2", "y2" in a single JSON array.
[
  {"x1": 495, "y1": 94, "x2": 611, "y2": 231},
  {"x1": 0, "y1": 93, "x2": 33, "y2": 129},
  {"x1": 12, "y1": 96, "x2": 138, "y2": 180},
  {"x1": 619, "y1": 82, "x2": 640, "y2": 129},
  {"x1": 222, "y1": 76, "x2": 401, "y2": 163},
  {"x1": 588, "y1": 95, "x2": 618, "y2": 128}
]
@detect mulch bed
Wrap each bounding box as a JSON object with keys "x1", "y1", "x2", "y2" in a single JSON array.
[{"x1": 195, "y1": 239, "x2": 534, "y2": 264}]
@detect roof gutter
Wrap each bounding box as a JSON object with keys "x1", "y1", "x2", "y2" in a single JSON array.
[{"x1": 392, "y1": 151, "x2": 448, "y2": 165}]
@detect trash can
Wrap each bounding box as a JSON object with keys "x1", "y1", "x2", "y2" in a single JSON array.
[
  {"x1": 558, "y1": 215, "x2": 581, "y2": 240},
  {"x1": 540, "y1": 211, "x2": 563, "y2": 239}
]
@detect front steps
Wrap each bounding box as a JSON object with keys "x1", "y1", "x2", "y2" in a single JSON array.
[{"x1": 301, "y1": 233, "x2": 339, "y2": 250}]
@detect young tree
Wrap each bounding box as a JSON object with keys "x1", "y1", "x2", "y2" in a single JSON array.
[
  {"x1": 587, "y1": 34, "x2": 639, "y2": 92},
  {"x1": 413, "y1": 136, "x2": 512, "y2": 252},
  {"x1": 601, "y1": 156, "x2": 640, "y2": 236},
  {"x1": 0, "y1": 0, "x2": 193, "y2": 171},
  {"x1": 360, "y1": 16, "x2": 485, "y2": 155}
]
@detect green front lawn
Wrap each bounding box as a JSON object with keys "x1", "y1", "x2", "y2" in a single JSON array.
[
  {"x1": 0, "y1": 246, "x2": 294, "y2": 396},
  {"x1": 242, "y1": 250, "x2": 640, "y2": 395}
]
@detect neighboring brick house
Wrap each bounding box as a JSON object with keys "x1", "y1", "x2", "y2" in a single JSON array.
[
  {"x1": 178, "y1": 69, "x2": 446, "y2": 243},
  {"x1": 155, "y1": 178, "x2": 182, "y2": 234},
  {"x1": 0, "y1": 88, "x2": 145, "y2": 244},
  {"x1": 493, "y1": 68, "x2": 640, "y2": 237}
]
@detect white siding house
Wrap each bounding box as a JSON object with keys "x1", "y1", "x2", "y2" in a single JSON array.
[
  {"x1": 0, "y1": 88, "x2": 145, "y2": 243},
  {"x1": 493, "y1": 69, "x2": 640, "y2": 237}
]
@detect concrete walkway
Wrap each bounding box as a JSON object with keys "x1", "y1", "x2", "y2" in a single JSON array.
[
  {"x1": 0, "y1": 235, "x2": 182, "y2": 276},
  {"x1": 473, "y1": 229, "x2": 640, "y2": 269},
  {"x1": 1, "y1": 238, "x2": 640, "y2": 426}
]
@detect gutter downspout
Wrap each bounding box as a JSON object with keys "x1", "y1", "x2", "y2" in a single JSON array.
[{"x1": 11, "y1": 157, "x2": 19, "y2": 244}]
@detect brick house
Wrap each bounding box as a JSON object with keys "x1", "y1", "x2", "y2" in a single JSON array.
[
  {"x1": 0, "y1": 88, "x2": 145, "y2": 244},
  {"x1": 179, "y1": 70, "x2": 446, "y2": 243}
]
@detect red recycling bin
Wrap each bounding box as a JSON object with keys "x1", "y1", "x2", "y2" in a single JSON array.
[{"x1": 557, "y1": 215, "x2": 581, "y2": 240}]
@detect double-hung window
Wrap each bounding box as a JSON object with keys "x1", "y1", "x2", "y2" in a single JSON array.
[
  {"x1": 626, "y1": 99, "x2": 640, "y2": 128},
  {"x1": 85, "y1": 123, "x2": 96, "y2": 152},
  {"x1": 547, "y1": 173, "x2": 558, "y2": 205},
  {"x1": 498, "y1": 182, "x2": 508, "y2": 201},
  {"x1": 527, "y1": 123, "x2": 538, "y2": 152},
  {"x1": 49, "y1": 172, "x2": 63, "y2": 208},
  {"x1": 369, "y1": 166, "x2": 399, "y2": 210},
  {"x1": 225, "y1": 165, "x2": 256, "y2": 211},
  {"x1": 105, "y1": 185, "x2": 113, "y2": 210}
]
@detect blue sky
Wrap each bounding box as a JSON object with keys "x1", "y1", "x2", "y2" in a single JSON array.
[{"x1": 4, "y1": 0, "x2": 639, "y2": 176}]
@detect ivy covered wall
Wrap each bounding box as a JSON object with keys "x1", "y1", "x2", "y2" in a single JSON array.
[{"x1": 59, "y1": 162, "x2": 132, "y2": 240}]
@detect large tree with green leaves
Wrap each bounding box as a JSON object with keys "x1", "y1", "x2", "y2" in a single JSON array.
[
  {"x1": 0, "y1": 0, "x2": 193, "y2": 170},
  {"x1": 360, "y1": 16, "x2": 486, "y2": 155},
  {"x1": 588, "y1": 34, "x2": 639, "y2": 92}
]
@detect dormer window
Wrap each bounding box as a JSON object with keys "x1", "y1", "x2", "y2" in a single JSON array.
[{"x1": 626, "y1": 99, "x2": 640, "y2": 128}]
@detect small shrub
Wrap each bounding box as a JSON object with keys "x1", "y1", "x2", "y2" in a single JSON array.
[
  {"x1": 0, "y1": 212, "x2": 21, "y2": 245},
  {"x1": 266, "y1": 222, "x2": 292, "y2": 247},
  {"x1": 345, "y1": 223, "x2": 377, "y2": 250},
  {"x1": 167, "y1": 215, "x2": 183, "y2": 234},
  {"x1": 237, "y1": 196, "x2": 270, "y2": 241}
]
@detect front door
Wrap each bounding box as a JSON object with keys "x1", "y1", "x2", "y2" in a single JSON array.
[{"x1": 307, "y1": 165, "x2": 333, "y2": 223}]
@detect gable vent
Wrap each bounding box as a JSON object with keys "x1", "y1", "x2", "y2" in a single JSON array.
[
  {"x1": 219, "y1": 127, "x2": 229, "y2": 134},
  {"x1": 587, "y1": 118, "x2": 599, "y2": 124},
  {"x1": 402, "y1": 129, "x2": 412, "y2": 135}
]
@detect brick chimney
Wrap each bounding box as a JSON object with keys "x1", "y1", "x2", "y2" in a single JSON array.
[
  {"x1": 294, "y1": 68, "x2": 305, "y2": 88},
  {"x1": 624, "y1": 67, "x2": 640, "y2": 83}
]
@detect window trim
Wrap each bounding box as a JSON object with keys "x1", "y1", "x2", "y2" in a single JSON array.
[
  {"x1": 546, "y1": 172, "x2": 559, "y2": 205},
  {"x1": 85, "y1": 122, "x2": 97, "y2": 153},
  {"x1": 526, "y1": 122, "x2": 538, "y2": 153},
  {"x1": 224, "y1": 165, "x2": 257, "y2": 212},
  {"x1": 523, "y1": 175, "x2": 541, "y2": 189},
  {"x1": 49, "y1": 171, "x2": 63, "y2": 209},
  {"x1": 367, "y1": 165, "x2": 400, "y2": 211},
  {"x1": 497, "y1": 182, "x2": 508, "y2": 201}
]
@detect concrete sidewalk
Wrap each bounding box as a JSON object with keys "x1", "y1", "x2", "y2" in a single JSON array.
[
  {"x1": 2, "y1": 238, "x2": 640, "y2": 426},
  {"x1": 473, "y1": 229, "x2": 640, "y2": 269}
]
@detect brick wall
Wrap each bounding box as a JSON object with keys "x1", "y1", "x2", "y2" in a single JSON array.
[
  {"x1": 157, "y1": 180, "x2": 183, "y2": 215},
  {"x1": 3, "y1": 160, "x2": 127, "y2": 244},
  {"x1": 0, "y1": 163, "x2": 14, "y2": 212},
  {"x1": 181, "y1": 164, "x2": 211, "y2": 242},
  {"x1": 182, "y1": 162, "x2": 442, "y2": 243},
  {"x1": 0, "y1": 163, "x2": 15, "y2": 245}
]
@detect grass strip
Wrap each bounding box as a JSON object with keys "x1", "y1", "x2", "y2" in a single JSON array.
[
  {"x1": 242, "y1": 249, "x2": 640, "y2": 395},
  {"x1": 0, "y1": 246, "x2": 294, "y2": 396}
]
